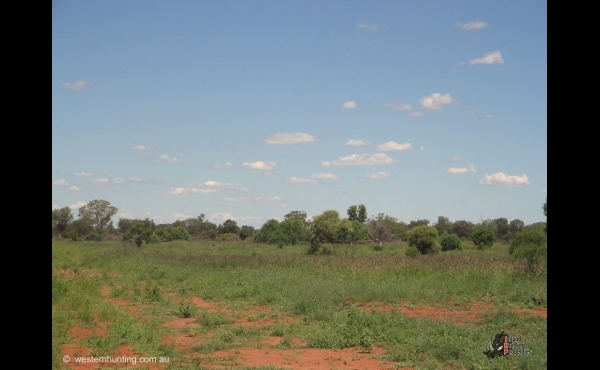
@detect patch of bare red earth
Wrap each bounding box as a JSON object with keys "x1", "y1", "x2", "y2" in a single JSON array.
[{"x1": 360, "y1": 302, "x2": 546, "y2": 325}]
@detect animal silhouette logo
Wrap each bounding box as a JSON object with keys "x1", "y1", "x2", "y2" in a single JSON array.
[{"x1": 483, "y1": 331, "x2": 509, "y2": 358}]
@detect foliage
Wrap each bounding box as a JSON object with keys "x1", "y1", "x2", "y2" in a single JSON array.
[
  {"x1": 77, "y1": 199, "x2": 118, "y2": 230},
  {"x1": 63, "y1": 215, "x2": 94, "y2": 240},
  {"x1": 407, "y1": 225, "x2": 440, "y2": 254},
  {"x1": 124, "y1": 221, "x2": 153, "y2": 247},
  {"x1": 279, "y1": 218, "x2": 312, "y2": 245},
  {"x1": 408, "y1": 219, "x2": 430, "y2": 229},
  {"x1": 218, "y1": 219, "x2": 240, "y2": 235},
  {"x1": 365, "y1": 220, "x2": 392, "y2": 243},
  {"x1": 494, "y1": 217, "x2": 509, "y2": 241},
  {"x1": 310, "y1": 210, "x2": 354, "y2": 245},
  {"x1": 439, "y1": 233, "x2": 462, "y2": 251},
  {"x1": 349, "y1": 220, "x2": 371, "y2": 243},
  {"x1": 167, "y1": 226, "x2": 191, "y2": 241},
  {"x1": 543, "y1": 198, "x2": 547, "y2": 234},
  {"x1": 254, "y1": 219, "x2": 282, "y2": 244},
  {"x1": 370, "y1": 213, "x2": 408, "y2": 240},
  {"x1": 471, "y1": 227, "x2": 495, "y2": 249},
  {"x1": 452, "y1": 220, "x2": 475, "y2": 239},
  {"x1": 52, "y1": 207, "x2": 73, "y2": 235},
  {"x1": 434, "y1": 216, "x2": 453, "y2": 235},
  {"x1": 284, "y1": 210, "x2": 310, "y2": 227},
  {"x1": 404, "y1": 246, "x2": 419, "y2": 257},
  {"x1": 510, "y1": 229, "x2": 547, "y2": 274},
  {"x1": 308, "y1": 242, "x2": 334, "y2": 255},
  {"x1": 117, "y1": 218, "x2": 155, "y2": 234},
  {"x1": 347, "y1": 204, "x2": 367, "y2": 223}
]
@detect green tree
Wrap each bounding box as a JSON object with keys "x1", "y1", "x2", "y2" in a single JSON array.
[
  {"x1": 408, "y1": 219, "x2": 430, "y2": 229},
  {"x1": 509, "y1": 228, "x2": 547, "y2": 274},
  {"x1": 218, "y1": 219, "x2": 240, "y2": 235},
  {"x1": 124, "y1": 221, "x2": 153, "y2": 247},
  {"x1": 471, "y1": 227, "x2": 495, "y2": 249},
  {"x1": 407, "y1": 225, "x2": 440, "y2": 254},
  {"x1": 434, "y1": 216, "x2": 453, "y2": 236},
  {"x1": 52, "y1": 207, "x2": 73, "y2": 236},
  {"x1": 453, "y1": 220, "x2": 475, "y2": 239},
  {"x1": 167, "y1": 226, "x2": 190, "y2": 241},
  {"x1": 78, "y1": 200, "x2": 118, "y2": 230},
  {"x1": 279, "y1": 218, "x2": 312, "y2": 245},
  {"x1": 494, "y1": 218, "x2": 509, "y2": 241},
  {"x1": 62, "y1": 215, "x2": 94, "y2": 240},
  {"x1": 509, "y1": 219, "x2": 525, "y2": 234},
  {"x1": 365, "y1": 220, "x2": 392, "y2": 243},
  {"x1": 254, "y1": 219, "x2": 283, "y2": 244},
  {"x1": 440, "y1": 233, "x2": 462, "y2": 251},
  {"x1": 543, "y1": 198, "x2": 547, "y2": 234},
  {"x1": 350, "y1": 220, "x2": 371, "y2": 243},
  {"x1": 284, "y1": 210, "x2": 310, "y2": 226},
  {"x1": 347, "y1": 204, "x2": 367, "y2": 223}
]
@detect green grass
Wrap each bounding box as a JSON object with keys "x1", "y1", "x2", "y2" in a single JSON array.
[{"x1": 52, "y1": 239, "x2": 547, "y2": 369}]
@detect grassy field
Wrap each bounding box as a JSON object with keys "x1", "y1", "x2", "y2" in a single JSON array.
[{"x1": 52, "y1": 239, "x2": 547, "y2": 370}]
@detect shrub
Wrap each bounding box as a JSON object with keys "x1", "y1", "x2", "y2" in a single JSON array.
[
  {"x1": 471, "y1": 227, "x2": 495, "y2": 249},
  {"x1": 407, "y1": 225, "x2": 440, "y2": 254},
  {"x1": 167, "y1": 226, "x2": 191, "y2": 241},
  {"x1": 509, "y1": 229, "x2": 547, "y2": 274},
  {"x1": 440, "y1": 233, "x2": 462, "y2": 251},
  {"x1": 308, "y1": 242, "x2": 334, "y2": 255},
  {"x1": 148, "y1": 233, "x2": 162, "y2": 244},
  {"x1": 405, "y1": 246, "x2": 419, "y2": 257}
]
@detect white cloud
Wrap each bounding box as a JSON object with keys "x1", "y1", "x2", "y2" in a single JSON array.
[
  {"x1": 410, "y1": 112, "x2": 424, "y2": 117},
  {"x1": 211, "y1": 212, "x2": 235, "y2": 221},
  {"x1": 214, "y1": 162, "x2": 234, "y2": 169},
  {"x1": 154, "y1": 154, "x2": 178, "y2": 163},
  {"x1": 346, "y1": 139, "x2": 370, "y2": 147},
  {"x1": 485, "y1": 114, "x2": 494, "y2": 119},
  {"x1": 133, "y1": 145, "x2": 153, "y2": 150},
  {"x1": 166, "y1": 180, "x2": 248, "y2": 195},
  {"x1": 73, "y1": 171, "x2": 97, "y2": 177},
  {"x1": 265, "y1": 133, "x2": 317, "y2": 144},
  {"x1": 364, "y1": 172, "x2": 390, "y2": 179},
  {"x1": 457, "y1": 21, "x2": 488, "y2": 30},
  {"x1": 310, "y1": 173, "x2": 339, "y2": 179},
  {"x1": 447, "y1": 164, "x2": 476, "y2": 174},
  {"x1": 322, "y1": 153, "x2": 396, "y2": 166},
  {"x1": 52, "y1": 179, "x2": 68, "y2": 186},
  {"x1": 129, "y1": 177, "x2": 147, "y2": 183},
  {"x1": 420, "y1": 93, "x2": 454, "y2": 110},
  {"x1": 452, "y1": 156, "x2": 462, "y2": 161},
  {"x1": 62, "y1": 80, "x2": 90, "y2": 91},
  {"x1": 69, "y1": 201, "x2": 87, "y2": 210},
  {"x1": 420, "y1": 146, "x2": 425, "y2": 151},
  {"x1": 285, "y1": 177, "x2": 318, "y2": 184},
  {"x1": 172, "y1": 212, "x2": 193, "y2": 220},
  {"x1": 223, "y1": 196, "x2": 281, "y2": 202},
  {"x1": 342, "y1": 101, "x2": 357, "y2": 109},
  {"x1": 243, "y1": 161, "x2": 278, "y2": 170},
  {"x1": 384, "y1": 102, "x2": 412, "y2": 111},
  {"x1": 68, "y1": 185, "x2": 81, "y2": 192},
  {"x1": 478, "y1": 172, "x2": 530, "y2": 186},
  {"x1": 112, "y1": 178, "x2": 127, "y2": 184},
  {"x1": 357, "y1": 23, "x2": 377, "y2": 30},
  {"x1": 469, "y1": 51, "x2": 504, "y2": 65},
  {"x1": 540, "y1": 188, "x2": 547, "y2": 193},
  {"x1": 52, "y1": 204, "x2": 60, "y2": 210},
  {"x1": 376, "y1": 141, "x2": 413, "y2": 151},
  {"x1": 91, "y1": 178, "x2": 110, "y2": 184}
]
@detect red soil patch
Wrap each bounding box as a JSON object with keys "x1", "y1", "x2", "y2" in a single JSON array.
[
  {"x1": 163, "y1": 317, "x2": 200, "y2": 328},
  {"x1": 192, "y1": 297, "x2": 227, "y2": 312},
  {"x1": 67, "y1": 323, "x2": 109, "y2": 340},
  {"x1": 361, "y1": 301, "x2": 546, "y2": 325},
  {"x1": 162, "y1": 333, "x2": 207, "y2": 351},
  {"x1": 198, "y1": 346, "x2": 407, "y2": 370}
]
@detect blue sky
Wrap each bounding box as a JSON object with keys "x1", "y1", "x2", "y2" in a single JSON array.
[{"x1": 52, "y1": 1, "x2": 547, "y2": 229}]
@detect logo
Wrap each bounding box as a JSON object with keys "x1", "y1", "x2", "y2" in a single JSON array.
[{"x1": 483, "y1": 331, "x2": 532, "y2": 358}]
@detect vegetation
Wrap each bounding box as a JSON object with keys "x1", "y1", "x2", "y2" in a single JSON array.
[
  {"x1": 471, "y1": 227, "x2": 496, "y2": 249},
  {"x1": 407, "y1": 225, "x2": 440, "y2": 255}
]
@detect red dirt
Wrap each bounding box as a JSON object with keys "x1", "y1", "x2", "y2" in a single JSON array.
[
  {"x1": 163, "y1": 317, "x2": 200, "y2": 328},
  {"x1": 197, "y1": 346, "x2": 409, "y2": 370}
]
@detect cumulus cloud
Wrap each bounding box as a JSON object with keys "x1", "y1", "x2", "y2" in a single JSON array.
[
  {"x1": 364, "y1": 172, "x2": 390, "y2": 179},
  {"x1": 154, "y1": 154, "x2": 178, "y2": 163},
  {"x1": 223, "y1": 196, "x2": 281, "y2": 202},
  {"x1": 457, "y1": 21, "x2": 488, "y2": 30},
  {"x1": 213, "y1": 162, "x2": 234, "y2": 169},
  {"x1": 384, "y1": 102, "x2": 412, "y2": 111},
  {"x1": 420, "y1": 93, "x2": 454, "y2": 110},
  {"x1": 265, "y1": 133, "x2": 317, "y2": 145},
  {"x1": 68, "y1": 185, "x2": 81, "y2": 192},
  {"x1": 469, "y1": 51, "x2": 504, "y2": 65},
  {"x1": 69, "y1": 201, "x2": 87, "y2": 210},
  {"x1": 73, "y1": 171, "x2": 97, "y2": 177},
  {"x1": 166, "y1": 181, "x2": 248, "y2": 195},
  {"x1": 447, "y1": 164, "x2": 476, "y2": 174},
  {"x1": 91, "y1": 178, "x2": 110, "y2": 184},
  {"x1": 52, "y1": 179, "x2": 68, "y2": 186},
  {"x1": 211, "y1": 212, "x2": 235, "y2": 221},
  {"x1": 285, "y1": 177, "x2": 318, "y2": 184},
  {"x1": 62, "y1": 80, "x2": 90, "y2": 91},
  {"x1": 342, "y1": 101, "x2": 357, "y2": 109},
  {"x1": 243, "y1": 161, "x2": 278, "y2": 170},
  {"x1": 346, "y1": 139, "x2": 370, "y2": 147},
  {"x1": 133, "y1": 145, "x2": 153, "y2": 150},
  {"x1": 322, "y1": 153, "x2": 396, "y2": 166},
  {"x1": 376, "y1": 141, "x2": 413, "y2": 152},
  {"x1": 310, "y1": 173, "x2": 339, "y2": 179},
  {"x1": 478, "y1": 172, "x2": 530, "y2": 186}
]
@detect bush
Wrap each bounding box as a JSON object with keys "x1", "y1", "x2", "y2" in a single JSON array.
[
  {"x1": 440, "y1": 233, "x2": 462, "y2": 251},
  {"x1": 308, "y1": 242, "x2": 334, "y2": 255},
  {"x1": 148, "y1": 233, "x2": 162, "y2": 244},
  {"x1": 471, "y1": 227, "x2": 495, "y2": 249},
  {"x1": 405, "y1": 246, "x2": 419, "y2": 257},
  {"x1": 509, "y1": 229, "x2": 547, "y2": 274},
  {"x1": 167, "y1": 226, "x2": 190, "y2": 241},
  {"x1": 407, "y1": 225, "x2": 440, "y2": 254}
]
